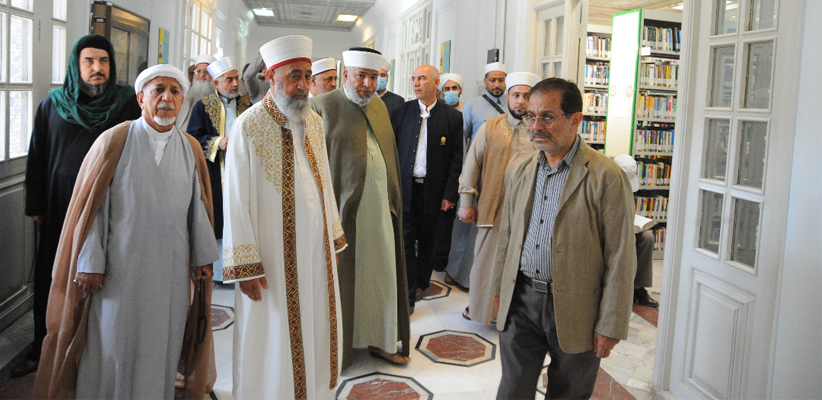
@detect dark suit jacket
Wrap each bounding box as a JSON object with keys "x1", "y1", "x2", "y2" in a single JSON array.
[
  {"x1": 391, "y1": 99, "x2": 463, "y2": 215},
  {"x1": 381, "y1": 90, "x2": 405, "y2": 116}
]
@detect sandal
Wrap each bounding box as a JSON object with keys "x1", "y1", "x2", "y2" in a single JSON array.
[
  {"x1": 368, "y1": 346, "x2": 411, "y2": 365},
  {"x1": 462, "y1": 306, "x2": 470, "y2": 320},
  {"x1": 444, "y1": 273, "x2": 455, "y2": 285}
]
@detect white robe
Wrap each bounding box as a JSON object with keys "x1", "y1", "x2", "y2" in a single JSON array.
[
  {"x1": 223, "y1": 97, "x2": 345, "y2": 400},
  {"x1": 75, "y1": 119, "x2": 219, "y2": 399}
]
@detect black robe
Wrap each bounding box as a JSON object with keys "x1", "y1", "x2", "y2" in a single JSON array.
[{"x1": 24, "y1": 94, "x2": 141, "y2": 357}]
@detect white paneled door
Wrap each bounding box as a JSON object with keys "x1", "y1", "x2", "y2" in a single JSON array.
[{"x1": 663, "y1": 0, "x2": 801, "y2": 398}]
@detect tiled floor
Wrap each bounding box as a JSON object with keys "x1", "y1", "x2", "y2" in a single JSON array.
[{"x1": 0, "y1": 262, "x2": 662, "y2": 399}]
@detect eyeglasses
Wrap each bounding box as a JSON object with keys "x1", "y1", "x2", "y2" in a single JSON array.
[
  {"x1": 522, "y1": 113, "x2": 570, "y2": 127},
  {"x1": 193, "y1": 69, "x2": 207, "y2": 75}
]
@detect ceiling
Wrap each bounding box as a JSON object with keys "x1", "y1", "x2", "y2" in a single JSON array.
[
  {"x1": 589, "y1": 0, "x2": 683, "y2": 25},
  {"x1": 241, "y1": 0, "x2": 683, "y2": 32},
  {"x1": 242, "y1": 0, "x2": 377, "y2": 31}
]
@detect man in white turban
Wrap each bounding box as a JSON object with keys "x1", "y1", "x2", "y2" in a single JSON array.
[
  {"x1": 223, "y1": 35, "x2": 346, "y2": 399},
  {"x1": 177, "y1": 53, "x2": 217, "y2": 130},
  {"x1": 309, "y1": 57, "x2": 338, "y2": 97},
  {"x1": 34, "y1": 63, "x2": 220, "y2": 399},
  {"x1": 438, "y1": 72, "x2": 465, "y2": 111},
  {"x1": 311, "y1": 47, "x2": 412, "y2": 367}
]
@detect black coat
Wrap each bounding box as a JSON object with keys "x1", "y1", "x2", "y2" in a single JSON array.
[
  {"x1": 381, "y1": 91, "x2": 405, "y2": 116},
  {"x1": 391, "y1": 99, "x2": 463, "y2": 215}
]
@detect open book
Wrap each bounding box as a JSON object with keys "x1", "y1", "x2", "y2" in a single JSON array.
[{"x1": 635, "y1": 214, "x2": 657, "y2": 233}]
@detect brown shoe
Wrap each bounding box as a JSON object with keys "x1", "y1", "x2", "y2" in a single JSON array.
[
  {"x1": 368, "y1": 346, "x2": 411, "y2": 365},
  {"x1": 10, "y1": 359, "x2": 38, "y2": 378},
  {"x1": 634, "y1": 288, "x2": 659, "y2": 308}
]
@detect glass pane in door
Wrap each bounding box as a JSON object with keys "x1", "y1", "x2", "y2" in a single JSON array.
[
  {"x1": 556, "y1": 16, "x2": 564, "y2": 56},
  {"x1": 554, "y1": 62, "x2": 562, "y2": 78},
  {"x1": 543, "y1": 19, "x2": 553, "y2": 57},
  {"x1": 9, "y1": 90, "x2": 31, "y2": 158},
  {"x1": 0, "y1": 91, "x2": 5, "y2": 160},
  {"x1": 743, "y1": 41, "x2": 774, "y2": 109},
  {"x1": 714, "y1": 0, "x2": 739, "y2": 35},
  {"x1": 110, "y1": 27, "x2": 129, "y2": 86},
  {"x1": 701, "y1": 119, "x2": 730, "y2": 181},
  {"x1": 748, "y1": 0, "x2": 777, "y2": 31},
  {"x1": 9, "y1": 15, "x2": 32, "y2": 83},
  {"x1": 736, "y1": 120, "x2": 768, "y2": 189},
  {"x1": 542, "y1": 63, "x2": 552, "y2": 79},
  {"x1": 730, "y1": 197, "x2": 760, "y2": 268},
  {"x1": 697, "y1": 190, "x2": 725, "y2": 254},
  {"x1": 709, "y1": 45, "x2": 735, "y2": 108}
]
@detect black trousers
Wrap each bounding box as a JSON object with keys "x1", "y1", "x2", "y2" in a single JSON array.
[
  {"x1": 29, "y1": 221, "x2": 60, "y2": 361},
  {"x1": 497, "y1": 273, "x2": 600, "y2": 399},
  {"x1": 403, "y1": 181, "x2": 439, "y2": 307}
]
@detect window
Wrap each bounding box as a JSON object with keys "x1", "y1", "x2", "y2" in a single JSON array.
[
  {"x1": 399, "y1": 4, "x2": 431, "y2": 99},
  {"x1": 0, "y1": 1, "x2": 33, "y2": 161},
  {"x1": 52, "y1": 0, "x2": 67, "y2": 84},
  {"x1": 184, "y1": 0, "x2": 213, "y2": 68}
]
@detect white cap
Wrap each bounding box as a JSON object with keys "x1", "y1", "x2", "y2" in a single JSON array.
[
  {"x1": 134, "y1": 64, "x2": 189, "y2": 96},
  {"x1": 381, "y1": 60, "x2": 392, "y2": 72},
  {"x1": 614, "y1": 154, "x2": 640, "y2": 192},
  {"x1": 438, "y1": 73, "x2": 464, "y2": 91},
  {"x1": 260, "y1": 35, "x2": 313, "y2": 70},
  {"x1": 312, "y1": 57, "x2": 336, "y2": 75},
  {"x1": 342, "y1": 49, "x2": 385, "y2": 72},
  {"x1": 194, "y1": 54, "x2": 216, "y2": 66},
  {"x1": 207, "y1": 56, "x2": 237, "y2": 80},
  {"x1": 484, "y1": 62, "x2": 507, "y2": 75},
  {"x1": 505, "y1": 71, "x2": 541, "y2": 92}
]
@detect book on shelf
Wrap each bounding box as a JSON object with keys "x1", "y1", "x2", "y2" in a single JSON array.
[
  {"x1": 635, "y1": 128, "x2": 675, "y2": 153},
  {"x1": 636, "y1": 93, "x2": 677, "y2": 120},
  {"x1": 640, "y1": 58, "x2": 679, "y2": 88},
  {"x1": 653, "y1": 227, "x2": 667, "y2": 252},
  {"x1": 584, "y1": 92, "x2": 608, "y2": 114},
  {"x1": 636, "y1": 161, "x2": 671, "y2": 186},
  {"x1": 635, "y1": 196, "x2": 669, "y2": 220},
  {"x1": 585, "y1": 62, "x2": 610, "y2": 86},
  {"x1": 634, "y1": 214, "x2": 657, "y2": 233},
  {"x1": 581, "y1": 120, "x2": 606, "y2": 142},
  {"x1": 586, "y1": 35, "x2": 611, "y2": 58},
  {"x1": 642, "y1": 25, "x2": 681, "y2": 52}
]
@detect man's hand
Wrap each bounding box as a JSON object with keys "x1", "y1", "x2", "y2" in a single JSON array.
[
  {"x1": 441, "y1": 199, "x2": 456, "y2": 212},
  {"x1": 458, "y1": 206, "x2": 475, "y2": 223},
  {"x1": 219, "y1": 137, "x2": 229, "y2": 151},
  {"x1": 239, "y1": 277, "x2": 269, "y2": 302},
  {"x1": 74, "y1": 273, "x2": 104, "y2": 295},
  {"x1": 31, "y1": 215, "x2": 42, "y2": 224},
  {"x1": 593, "y1": 332, "x2": 620, "y2": 358},
  {"x1": 194, "y1": 265, "x2": 213, "y2": 280}
]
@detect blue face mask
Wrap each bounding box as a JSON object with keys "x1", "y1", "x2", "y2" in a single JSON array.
[
  {"x1": 444, "y1": 90, "x2": 460, "y2": 105},
  {"x1": 377, "y1": 77, "x2": 388, "y2": 91}
]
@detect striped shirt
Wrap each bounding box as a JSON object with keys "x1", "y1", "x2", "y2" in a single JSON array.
[{"x1": 519, "y1": 136, "x2": 580, "y2": 282}]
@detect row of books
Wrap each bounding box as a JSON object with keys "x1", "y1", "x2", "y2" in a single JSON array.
[
  {"x1": 654, "y1": 227, "x2": 667, "y2": 252},
  {"x1": 584, "y1": 62, "x2": 610, "y2": 86},
  {"x1": 635, "y1": 195, "x2": 669, "y2": 220},
  {"x1": 636, "y1": 93, "x2": 677, "y2": 119},
  {"x1": 581, "y1": 120, "x2": 606, "y2": 142},
  {"x1": 639, "y1": 59, "x2": 680, "y2": 88},
  {"x1": 586, "y1": 35, "x2": 611, "y2": 58},
  {"x1": 642, "y1": 26, "x2": 681, "y2": 52},
  {"x1": 583, "y1": 92, "x2": 608, "y2": 114},
  {"x1": 637, "y1": 160, "x2": 671, "y2": 186},
  {"x1": 635, "y1": 129, "x2": 674, "y2": 153}
]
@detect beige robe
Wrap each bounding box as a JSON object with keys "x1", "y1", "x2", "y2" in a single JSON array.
[{"x1": 311, "y1": 88, "x2": 411, "y2": 369}]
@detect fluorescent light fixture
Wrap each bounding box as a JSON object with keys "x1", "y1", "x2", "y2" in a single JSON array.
[
  {"x1": 672, "y1": 2, "x2": 684, "y2": 10},
  {"x1": 253, "y1": 8, "x2": 274, "y2": 17},
  {"x1": 336, "y1": 14, "x2": 358, "y2": 22}
]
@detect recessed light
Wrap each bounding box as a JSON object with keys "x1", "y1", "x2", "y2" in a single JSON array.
[
  {"x1": 337, "y1": 14, "x2": 358, "y2": 22},
  {"x1": 672, "y1": 2, "x2": 684, "y2": 10},
  {"x1": 253, "y1": 8, "x2": 274, "y2": 17}
]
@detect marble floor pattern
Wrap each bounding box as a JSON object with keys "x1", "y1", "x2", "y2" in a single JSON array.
[{"x1": 0, "y1": 262, "x2": 662, "y2": 399}]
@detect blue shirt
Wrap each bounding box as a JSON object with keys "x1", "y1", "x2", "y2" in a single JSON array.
[{"x1": 461, "y1": 90, "x2": 507, "y2": 142}]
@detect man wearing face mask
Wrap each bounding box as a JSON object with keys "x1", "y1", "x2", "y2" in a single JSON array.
[
  {"x1": 309, "y1": 57, "x2": 338, "y2": 97},
  {"x1": 457, "y1": 72, "x2": 540, "y2": 325},
  {"x1": 378, "y1": 60, "x2": 405, "y2": 115},
  {"x1": 438, "y1": 72, "x2": 465, "y2": 112},
  {"x1": 187, "y1": 56, "x2": 252, "y2": 282}
]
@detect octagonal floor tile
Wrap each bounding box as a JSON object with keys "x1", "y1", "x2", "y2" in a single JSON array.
[
  {"x1": 415, "y1": 330, "x2": 495, "y2": 367},
  {"x1": 211, "y1": 304, "x2": 234, "y2": 331},
  {"x1": 336, "y1": 372, "x2": 432, "y2": 400},
  {"x1": 420, "y1": 280, "x2": 451, "y2": 301}
]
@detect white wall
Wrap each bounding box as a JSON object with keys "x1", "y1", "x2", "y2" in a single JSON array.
[
  {"x1": 246, "y1": 25, "x2": 357, "y2": 64},
  {"x1": 771, "y1": 0, "x2": 822, "y2": 396}
]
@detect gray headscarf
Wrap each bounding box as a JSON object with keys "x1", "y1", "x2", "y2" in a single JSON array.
[{"x1": 243, "y1": 52, "x2": 269, "y2": 104}]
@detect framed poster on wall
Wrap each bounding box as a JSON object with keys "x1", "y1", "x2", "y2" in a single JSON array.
[
  {"x1": 440, "y1": 40, "x2": 451, "y2": 73},
  {"x1": 158, "y1": 28, "x2": 170, "y2": 64}
]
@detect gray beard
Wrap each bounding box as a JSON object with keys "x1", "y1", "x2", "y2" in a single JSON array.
[
  {"x1": 218, "y1": 88, "x2": 239, "y2": 99},
  {"x1": 273, "y1": 82, "x2": 310, "y2": 121},
  {"x1": 188, "y1": 79, "x2": 214, "y2": 102},
  {"x1": 343, "y1": 79, "x2": 374, "y2": 107},
  {"x1": 81, "y1": 80, "x2": 107, "y2": 97},
  {"x1": 153, "y1": 115, "x2": 177, "y2": 126}
]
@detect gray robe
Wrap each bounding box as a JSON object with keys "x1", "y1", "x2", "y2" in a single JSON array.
[{"x1": 75, "y1": 121, "x2": 219, "y2": 399}]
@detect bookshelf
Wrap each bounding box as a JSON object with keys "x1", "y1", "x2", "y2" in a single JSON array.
[
  {"x1": 581, "y1": 25, "x2": 611, "y2": 147},
  {"x1": 605, "y1": 9, "x2": 681, "y2": 259}
]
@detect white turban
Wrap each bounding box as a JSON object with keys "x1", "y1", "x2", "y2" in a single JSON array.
[
  {"x1": 207, "y1": 56, "x2": 237, "y2": 80},
  {"x1": 134, "y1": 64, "x2": 189, "y2": 96},
  {"x1": 438, "y1": 73, "x2": 464, "y2": 91},
  {"x1": 194, "y1": 54, "x2": 216, "y2": 66},
  {"x1": 505, "y1": 71, "x2": 541, "y2": 92},
  {"x1": 484, "y1": 62, "x2": 507, "y2": 75},
  {"x1": 382, "y1": 60, "x2": 392, "y2": 72},
  {"x1": 260, "y1": 35, "x2": 313, "y2": 70},
  {"x1": 312, "y1": 57, "x2": 336, "y2": 75},
  {"x1": 342, "y1": 49, "x2": 385, "y2": 72}
]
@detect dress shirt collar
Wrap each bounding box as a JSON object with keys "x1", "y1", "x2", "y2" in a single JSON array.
[
  {"x1": 219, "y1": 94, "x2": 236, "y2": 105},
  {"x1": 140, "y1": 117, "x2": 174, "y2": 142},
  {"x1": 538, "y1": 135, "x2": 580, "y2": 171},
  {"x1": 418, "y1": 98, "x2": 437, "y2": 118}
]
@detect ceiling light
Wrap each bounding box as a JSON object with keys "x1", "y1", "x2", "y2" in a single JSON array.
[
  {"x1": 337, "y1": 14, "x2": 358, "y2": 22},
  {"x1": 671, "y1": 2, "x2": 684, "y2": 10},
  {"x1": 253, "y1": 8, "x2": 274, "y2": 17}
]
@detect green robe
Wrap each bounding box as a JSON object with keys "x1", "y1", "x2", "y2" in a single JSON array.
[{"x1": 311, "y1": 88, "x2": 410, "y2": 368}]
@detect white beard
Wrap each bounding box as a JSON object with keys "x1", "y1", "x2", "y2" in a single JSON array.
[
  {"x1": 272, "y1": 82, "x2": 310, "y2": 122},
  {"x1": 343, "y1": 79, "x2": 374, "y2": 107},
  {"x1": 154, "y1": 115, "x2": 177, "y2": 126},
  {"x1": 188, "y1": 79, "x2": 214, "y2": 102}
]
